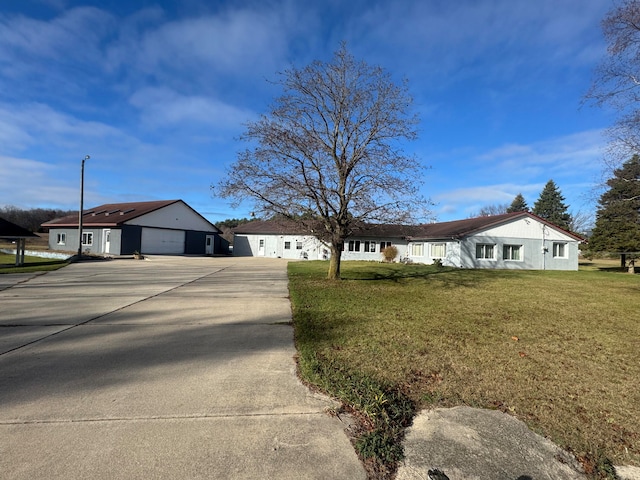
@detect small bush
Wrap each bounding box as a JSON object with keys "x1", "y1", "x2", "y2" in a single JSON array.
[{"x1": 381, "y1": 245, "x2": 398, "y2": 262}]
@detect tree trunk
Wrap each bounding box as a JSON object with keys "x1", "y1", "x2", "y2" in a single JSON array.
[
  {"x1": 328, "y1": 241, "x2": 343, "y2": 280},
  {"x1": 621, "y1": 253, "x2": 626, "y2": 270}
]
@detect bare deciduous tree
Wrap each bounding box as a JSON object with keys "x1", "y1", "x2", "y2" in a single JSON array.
[
  {"x1": 586, "y1": 0, "x2": 640, "y2": 164},
  {"x1": 567, "y1": 209, "x2": 593, "y2": 237},
  {"x1": 218, "y1": 45, "x2": 429, "y2": 279},
  {"x1": 468, "y1": 203, "x2": 509, "y2": 218}
]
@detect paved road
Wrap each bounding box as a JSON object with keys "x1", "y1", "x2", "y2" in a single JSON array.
[{"x1": 0, "y1": 256, "x2": 366, "y2": 479}]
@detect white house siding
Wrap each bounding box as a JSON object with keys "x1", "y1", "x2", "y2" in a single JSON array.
[
  {"x1": 341, "y1": 238, "x2": 408, "y2": 262},
  {"x1": 233, "y1": 233, "x2": 409, "y2": 261},
  {"x1": 406, "y1": 240, "x2": 461, "y2": 267},
  {"x1": 458, "y1": 217, "x2": 579, "y2": 270},
  {"x1": 126, "y1": 202, "x2": 214, "y2": 231},
  {"x1": 233, "y1": 234, "x2": 326, "y2": 258}
]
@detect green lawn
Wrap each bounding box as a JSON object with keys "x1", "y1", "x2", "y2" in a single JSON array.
[
  {"x1": 289, "y1": 260, "x2": 640, "y2": 478},
  {"x1": 0, "y1": 253, "x2": 69, "y2": 274}
]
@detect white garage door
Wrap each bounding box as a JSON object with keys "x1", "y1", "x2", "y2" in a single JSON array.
[{"x1": 141, "y1": 228, "x2": 185, "y2": 254}]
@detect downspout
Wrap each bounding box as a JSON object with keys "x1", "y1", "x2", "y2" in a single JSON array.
[{"x1": 541, "y1": 225, "x2": 548, "y2": 270}]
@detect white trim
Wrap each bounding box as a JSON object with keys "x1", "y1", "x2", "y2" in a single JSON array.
[
  {"x1": 475, "y1": 243, "x2": 495, "y2": 260},
  {"x1": 552, "y1": 242, "x2": 568, "y2": 258},
  {"x1": 503, "y1": 244, "x2": 523, "y2": 261},
  {"x1": 81, "y1": 231, "x2": 93, "y2": 246}
]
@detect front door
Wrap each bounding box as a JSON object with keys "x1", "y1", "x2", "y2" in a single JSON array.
[
  {"x1": 258, "y1": 238, "x2": 265, "y2": 256},
  {"x1": 103, "y1": 229, "x2": 111, "y2": 254},
  {"x1": 205, "y1": 235, "x2": 214, "y2": 255}
]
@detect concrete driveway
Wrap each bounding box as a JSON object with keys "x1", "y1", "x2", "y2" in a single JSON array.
[{"x1": 0, "y1": 256, "x2": 365, "y2": 479}]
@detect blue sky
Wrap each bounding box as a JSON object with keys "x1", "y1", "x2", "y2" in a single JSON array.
[{"x1": 0, "y1": 0, "x2": 614, "y2": 224}]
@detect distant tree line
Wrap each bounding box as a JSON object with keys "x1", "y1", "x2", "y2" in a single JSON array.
[
  {"x1": 215, "y1": 217, "x2": 253, "y2": 229},
  {"x1": 0, "y1": 206, "x2": 74, "y2": 233},
  {"x1": 215, "y1": 217, "x2": 253, "y2": 244}
]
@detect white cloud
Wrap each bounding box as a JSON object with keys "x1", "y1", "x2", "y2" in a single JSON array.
[
  {"x1": 431, "y1": 129, "x2": 606, "y2": 220},
  {"x1": 106, "y1": 4, "x2": 302, "y2": 83},
  {"x1": 479, "y1": 130, "x2": 605, "y2": 177},
  {"x1": 0, "y1": 7, "x2": 113, "y2": 62},
  {"x1": 0, "y1": 156, "x2": 78, "y2": 209},
  {"x1": 351, "y1": 0, "x2": 608, "y2": 86},
  {"x1": 128, "y1": 87, "x2": 256, "y2": 131},
  {"x1": 0, "y1": 102, "x2": 138, "y2": 155}
]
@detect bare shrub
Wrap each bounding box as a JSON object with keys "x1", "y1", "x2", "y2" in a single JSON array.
[{"x1": 381, "y1": 245, "x2": 398, "y2": 262}]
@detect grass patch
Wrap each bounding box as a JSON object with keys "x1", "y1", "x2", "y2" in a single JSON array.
[
  {"x1": 0, "y1": 253, "x2": 69, "y2": 274},
  {"x1": 289, "y1": 260, "x2": 640, "y2": 479}
]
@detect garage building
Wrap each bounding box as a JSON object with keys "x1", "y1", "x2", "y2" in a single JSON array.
[{"x1": 43, "y1": 200, "x2": 226, "y2": 256}]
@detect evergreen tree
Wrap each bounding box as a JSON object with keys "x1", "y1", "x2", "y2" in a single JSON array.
[
  {"x1": 507, "y1": 193, "x2": 528, "y2": 213},
  {"x1": 532, "y1": 180, "x2": 572, "y2": 229},
  {"x1": 589, "y1": 155, "x2": 640, "y2": 253}
]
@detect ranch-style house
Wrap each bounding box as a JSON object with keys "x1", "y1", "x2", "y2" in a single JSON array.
[{"x1": 232, "y1": 212, "x2": 583, "y2": 270}]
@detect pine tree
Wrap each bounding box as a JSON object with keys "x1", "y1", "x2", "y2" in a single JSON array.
[
  {"x1": 507, "y1": 193, "x2": 528, "y2": 213},
  {"x1": 589, "y1": 155, "x2": 640, "y2": 253},
  {"x1": 532, "y1": 180, "x2": 572, "y2": 229}
]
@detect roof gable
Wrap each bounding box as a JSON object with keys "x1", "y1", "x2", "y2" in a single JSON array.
[
  {"x1": 42, "y1": 200, "x2": 182, "y2": 228},
  {"x1": 411, "y1": 212, "x2": 583, "y2": 241},
  {"x1": 125, "y1": 201, "x2": 219, "y2": 232}
]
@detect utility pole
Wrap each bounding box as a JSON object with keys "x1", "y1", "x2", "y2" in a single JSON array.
[{"x1": 78, "y1": 155, "x2": 90, "y2": 258}]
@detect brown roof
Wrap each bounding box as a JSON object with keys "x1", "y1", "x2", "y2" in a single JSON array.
[
  {"x1": 409, "y1": 212, "x2": 525, "y2": 239},
  {"x1": 410, "y1": 212, "x2": 584, "y2": 241},
  {"x1": 0, "y1": 217, "x2": 39, "y2": 238},
  {"x1": 233, "y1": 212, "x2": 584, "y2": 241},
  {"x1": 42, "y1": 200, "x2": 184, "y2": 228},
  {"x1": 233, "y1": 219, "x2": 420, "y2": 237}
]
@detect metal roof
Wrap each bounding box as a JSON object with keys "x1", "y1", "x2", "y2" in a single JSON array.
[
  {"x1": 0, "y1": 217, "x2": 39, "y2": 239},
  {"x1": 41, "y1": 200, "x2": 219, "y2": 232}
]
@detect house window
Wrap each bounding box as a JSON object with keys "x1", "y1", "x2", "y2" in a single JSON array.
[
  {"x1": 503, "y1": 244, "x2": 522, "y2": 261},
  {"x1": 81, "y1": 232, "x2": 93, "y2": 246},
  {"x1": 364, "y1": 241, "x2": 376, "y2": 253},
  {"x1": 284, "y1": 241, "x2": 291, "y2": 250},
  {"x1": 476, "y1": 243, "x2": 495, "y2": 259},
  {"x1": 431, "y1": 243, "x2": 446, "y2": 258},
  {"x1": 348, "y1": 240, "x2": 361, "y2": 252},
  {"x1": 296, "y1": 241, "x2": 303, "y2": 250},
  {"x1": 411, "y1": 243, "x2": 424, "y2": 256},
  {"x1": 380, "y1": 241, "x2": 391, "y2": 251},
  {"x1": 553, "y1": 242, "x2": 567, "y2": 258},
  {"x1": 56, "y1": 233, "x2": 66, "y2": 245}
]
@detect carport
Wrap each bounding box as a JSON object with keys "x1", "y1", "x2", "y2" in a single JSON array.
[{"x1": 0, "y1": 217, "x2": 38, "y2": 266}]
